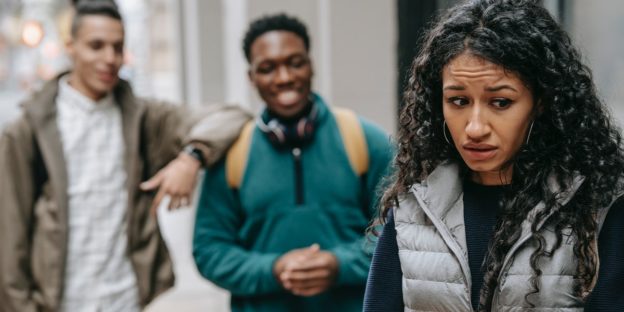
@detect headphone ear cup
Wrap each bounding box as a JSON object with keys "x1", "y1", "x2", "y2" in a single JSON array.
[
  {"x1": 296, "y1": 118, "x2": 307, "y2": 137},
  {"x1": 267, "y1": 119, "x2": 286, "y2": 145},
  {"x1": 296, "y1": 117, "x2": 315, "y2": 141}
]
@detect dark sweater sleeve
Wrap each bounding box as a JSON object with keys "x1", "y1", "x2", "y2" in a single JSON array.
[
  {"x1": 363, "y1": 210, "x2": 404, "y2": 312},
  {"x1": 585, "y1": 198, "x2": 624, "y2": 311}
]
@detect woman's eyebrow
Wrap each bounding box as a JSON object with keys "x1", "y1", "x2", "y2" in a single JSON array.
[
  {"x1": 485, "y1": 85, "x2": 518, "y2": 92},
  {"x1": 443, "y1": 85, "x2": 465, "y2": 91}
]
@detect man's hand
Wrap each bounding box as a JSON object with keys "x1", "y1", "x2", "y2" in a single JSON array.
[
  {"x1": 140, "y1": 152, "x2": 201, "y2": 215},
  {"x1": 273, "y1": 244, "x2": 320, "y2": 280},
  {"x1": 274, "y1": 244, "x2": 339, "y2": 297}
]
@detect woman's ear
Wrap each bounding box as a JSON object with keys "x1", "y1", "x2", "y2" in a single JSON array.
[{"x1": 535, "y1": 99, "x2": 544, "y2": 116}]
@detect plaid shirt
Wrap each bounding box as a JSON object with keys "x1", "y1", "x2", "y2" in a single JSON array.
[{"x1": 56, "y1": 77, "x2": 140, "y2": 312}]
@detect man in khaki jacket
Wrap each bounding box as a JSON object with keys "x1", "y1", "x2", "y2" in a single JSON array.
[{"x1": 0, "y1": 1, "x2": 250, "y2": 311}]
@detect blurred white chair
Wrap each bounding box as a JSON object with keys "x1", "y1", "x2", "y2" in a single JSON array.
[{"x1": 146, "y1": 173, "x2": 230, "y2": 312}]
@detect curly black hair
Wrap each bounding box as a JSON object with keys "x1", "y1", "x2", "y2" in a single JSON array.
[
  {"x1": 380, "y1": 0, "x2": 624, "y2": 309},
  {"x1": 242, "y1": 13, "x2": 310, "y2": 63},
  {"x1": 71, "y1": 0, "x2": 122, "y2": 36}
]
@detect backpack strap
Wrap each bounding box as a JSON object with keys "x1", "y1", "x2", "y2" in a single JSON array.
[
  {"x1": 225, "y1": 107, "x2": 369, "y2": 189},
  {"x1": 332, "y1": 107, "x2": 369, "y2": 176},
  {"x1": 226, "y1": 120, "x2": 255, "y2": 189}
]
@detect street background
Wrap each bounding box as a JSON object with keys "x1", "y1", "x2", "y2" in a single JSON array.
[{"x1": 1, "y1": 1, "x2": 623, "y2": 310}]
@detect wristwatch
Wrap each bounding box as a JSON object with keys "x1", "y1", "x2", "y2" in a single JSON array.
[{"x1": 183, "y1": 144, "x2": 206, "y2": 167}]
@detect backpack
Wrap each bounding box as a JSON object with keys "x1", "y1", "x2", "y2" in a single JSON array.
[{"x1": 225, "y1": 107, "x2": 369, "y2": 189}]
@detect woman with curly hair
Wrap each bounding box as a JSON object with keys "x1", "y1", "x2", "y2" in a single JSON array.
[{"x1": 363, "y1": 0, "x2": 624, "y2": 311}]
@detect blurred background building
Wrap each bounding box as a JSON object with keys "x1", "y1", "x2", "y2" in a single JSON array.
[{"x1": 0, "y1": 0, "x2": 622, "y2": 311}]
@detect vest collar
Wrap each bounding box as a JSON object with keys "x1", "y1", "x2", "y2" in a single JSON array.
[{"x1": 410, "y1": 161, "x2": 586, "y2": 226}]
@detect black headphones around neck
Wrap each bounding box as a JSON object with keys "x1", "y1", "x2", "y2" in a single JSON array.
[{"x1": 256, "y1": 103, "x2": 318, "y2": 149}]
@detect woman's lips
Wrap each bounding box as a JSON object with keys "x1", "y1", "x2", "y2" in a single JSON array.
[{"x1": 462, "y1": 144, "x2": 497, "y2": 161}]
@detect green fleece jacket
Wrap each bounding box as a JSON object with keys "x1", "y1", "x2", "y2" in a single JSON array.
[{"x1": 193, "y1": 95, "x2": 393, "y2": 312}]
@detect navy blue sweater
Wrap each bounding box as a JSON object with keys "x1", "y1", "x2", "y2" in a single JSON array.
[{"x1": 363, "y1": 183, "x2": 624, "y2": 311}]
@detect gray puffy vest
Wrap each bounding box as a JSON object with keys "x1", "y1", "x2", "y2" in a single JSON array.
[{"x1": 395, "y1": 162, "x2": 615, "y2": 311}]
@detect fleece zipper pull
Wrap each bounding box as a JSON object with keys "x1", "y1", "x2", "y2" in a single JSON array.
[{"x1": 292, "y1": 147, "x2": 304, "y2": 205}]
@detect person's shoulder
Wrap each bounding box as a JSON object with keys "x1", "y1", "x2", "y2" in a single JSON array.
[
  {"x1": 355, "y1": 115, "x2": 393, "y2": 165},
  {"x1": 2, "y1": 114, "x2": 33, "y2": 141},
  {"x1": 596, "y1": 194, "x2": 624, "y2": 261},
  {"x1": 118, "y1": 74, "x2": 178, "y2": 111},
  {"x1": 137, "y1": 97, "x2": 176, "y2": 109},
  {"x1": 15, "y1": 77, "x2": 60, "y2": 119},
  {"x1": 357, "y1": 115, "x2": 388, "y2": 136},
  {"x1": 603, "y1": 179, "x2": 624, "y2": 218},
  {"x1": 138, "y1": 98, "x2": 184, "y2": 122},
  {"x1": 0, "y1": 115, "x2": 36, "y2": 162},
  {"x1": 606, "y1": 195, "x2": 624, "y2": 220},
  {"x1": 355, "y1": 116, "x2": 390, "y2": 146}
]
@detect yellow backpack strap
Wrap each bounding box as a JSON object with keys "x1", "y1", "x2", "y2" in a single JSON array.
[
  {"x1": 226, "y1": 120, "x2": 255, "y2": 189},
  {"x1": 333, "y1": 107, "x2": 369, "y2": 176}
]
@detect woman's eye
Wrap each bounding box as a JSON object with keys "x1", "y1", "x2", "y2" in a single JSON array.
[
  {"x1": 448, "y1": 97, "x2": 469, "y2": 106},
  {"x1": 491, "y1": 98, "x2": 513, "y2": 108}
]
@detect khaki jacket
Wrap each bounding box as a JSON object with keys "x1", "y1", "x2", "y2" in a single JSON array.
[{"x1": 0, "y1": 75, "x2": 252, "y2": 311}]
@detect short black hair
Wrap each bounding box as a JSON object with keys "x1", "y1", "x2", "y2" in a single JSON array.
[
  {"x1": 242, "y1": 13, "x2": 310, "y2": 63},
  {"x1": 71, "y1": 0, "x2": 123, "y2": 37}
]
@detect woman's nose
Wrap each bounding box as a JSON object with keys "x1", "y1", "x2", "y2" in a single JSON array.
[{"x1": 465, "y1": 106, "x2": 490, "y2": 140}]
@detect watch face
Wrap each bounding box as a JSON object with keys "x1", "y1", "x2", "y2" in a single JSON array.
[{"x1": 184, "y1": 145, "x2": 205, "y2": 165}]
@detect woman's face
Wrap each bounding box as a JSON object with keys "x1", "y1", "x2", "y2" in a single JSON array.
[{"x1": 442, "y1": 52, "x2": 535, "y2": 185}]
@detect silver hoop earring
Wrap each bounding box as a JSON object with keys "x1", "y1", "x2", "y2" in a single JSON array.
[
  {"x1": 442, "y1": 120, "x2": 451, "y2": 144},
  {"x1": 526, "y1": 121, "x2": 534, "y2": 145}
]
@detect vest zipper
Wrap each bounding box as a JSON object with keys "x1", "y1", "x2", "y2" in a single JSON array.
[
  {"x1": 411, "y1": 188, "x2": 473, "y2": 309},
  {"x1": 292, "y1": 147, "x2": 304, "y2": 205}
]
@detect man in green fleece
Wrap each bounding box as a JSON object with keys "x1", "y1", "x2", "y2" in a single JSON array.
[{"x1": 193, "y1": 13, "x2": 392, "y2": 312}]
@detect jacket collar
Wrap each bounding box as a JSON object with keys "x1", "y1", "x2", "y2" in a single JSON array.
[
  {"x1": 411, "y1": 161, "x2": 586, "y2": 228},
  {"x1": 22, "y1": 72, "x2": 142, "y2": 181},
  {"x1": 22, "y1": 74, "x2": 70, "y2": 237},
  {"x1": 410, "y1": 161, "x2": 463, "y2": 222},
  {"x1": 23, "y1": 72, "x2": 139, "y2": 123},
  {"x1": 21, "y1": 71, "x2": 144, "y2": 238}
]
